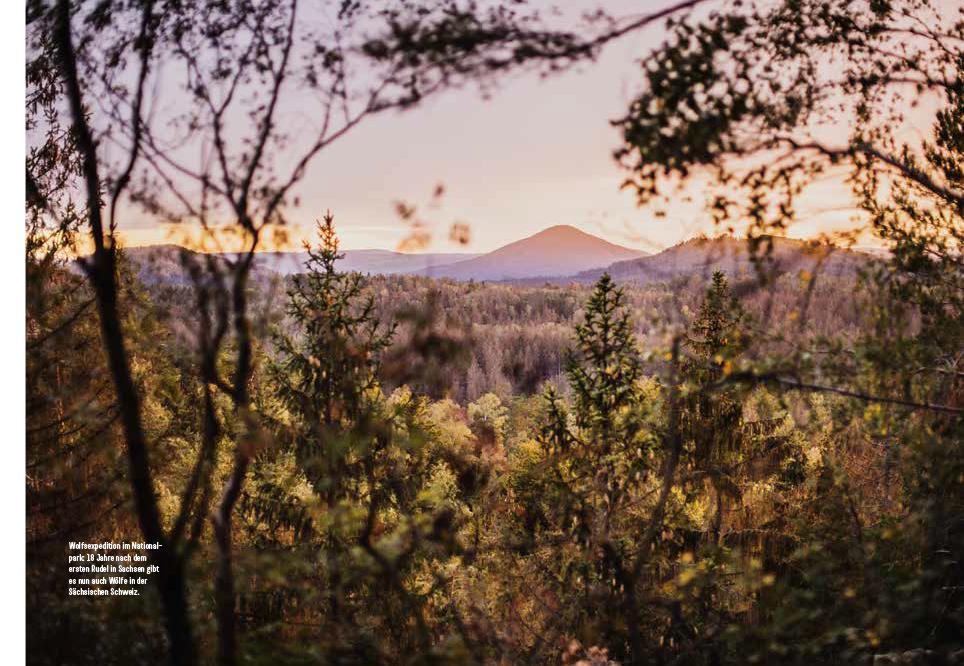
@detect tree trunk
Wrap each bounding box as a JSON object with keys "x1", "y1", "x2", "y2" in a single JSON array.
[
  {"x1": 53, "y1": 2, "x2": 197, "y2": 663},
  {"x1": 213, "y1": 454, "x2": 250, "y2": 666},
  {"x1": 213, "y1": 258, "x2": 256, "y2": 666}
]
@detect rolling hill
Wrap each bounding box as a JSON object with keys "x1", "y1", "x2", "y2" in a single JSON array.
[
  {"x1": 574, "y1": 235, "x2": 871, "y2": 285},
  {"x1": 120, "y1": 225, "x2": 649, "y2": 283},
  {"x1": 113, "y1": 231, "x2": 871, "y2": 290},
  {"x1": 418, "y1": 225, "x2": 648, "y2": 280},
  {"x1": 110, "y1": 246, "x2": 480, "y2": 282},
  {"x1": 255, "y1": 249, "x2": 482, "y2": 276}
]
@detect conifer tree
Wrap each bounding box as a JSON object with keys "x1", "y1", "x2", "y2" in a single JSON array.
[
  {"x1": 523, "y1": 275, "x2": 655, "y2": 658},
  {"x1": 544, "y1": 274, "x2": 651, "y2": 527},
  {"x1": 681, "y1": 271, "x2": 748, "y2": 543},
  {"x1": 681, "y1": 271, "x2": 799, "y2": 547},
  {"x1": 248, "y1": 215, "x2": 470, "y2": 659},
  {"x1": 271, "y1": 212, "x2": 394, "y2": 499},
  {"x1": 246, "y1": 214, "x2": 401, "y2": 656}
]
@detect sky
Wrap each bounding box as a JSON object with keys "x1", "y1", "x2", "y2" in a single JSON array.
[{"x1": 115, "y1": 0, "x2": 935, "y2": 255}]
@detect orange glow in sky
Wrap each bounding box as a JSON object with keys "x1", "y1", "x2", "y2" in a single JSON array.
[{"x1": 112, "y1": 1, "x2": 944, "y2": 255}]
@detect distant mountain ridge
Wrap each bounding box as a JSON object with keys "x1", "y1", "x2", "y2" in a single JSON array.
[
  {"x1": 119, "y1": 224, "x2": 649, "y2": 283},
  {"x1": 114, "y1": 245, "x2": 481, "y2": 282},
  {"x1": 253, "y1": 224, "x2": 648, "y2": 280},
  {"x1": 415, "y1": 225, "x2": 648, "y2": 280},
  {"x1": 115, "y1": 229, "x2": 873, "y2": 288},
  {"x1": 574, "y1": 235, "x2": 871, "y2": 285},
  {"x1": 256, "y1": 248, "x2": 483, "y2": 276}
]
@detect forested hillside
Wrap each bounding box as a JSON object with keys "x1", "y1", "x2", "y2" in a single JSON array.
[
  {"x1": 134, "y1": 242, "x2": 870, "y2": 404},
  {"x1": 574, "y1": 235, "x2": 869, "y2": 285}
]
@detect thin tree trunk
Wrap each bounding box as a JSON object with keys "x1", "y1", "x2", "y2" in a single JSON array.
[
  {"x1": 53, "y1": 2, "x2": 196, "y2": 663},
  {"x1": 625, "y1": 338, "x2": 685, "y2": 665},
  {"x1": 213, "y1": 454, "x2": 250, "y2": 666},
  {"x1": 213, "y1": 257, "x2": 256, "y2": 666}
]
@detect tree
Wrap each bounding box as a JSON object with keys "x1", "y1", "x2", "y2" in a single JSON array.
[
  {"x1": 467, "y1": 392, "x2": 508, "y2": 453},
  {"x1": 271, "y1": 213, "x2": 394, "y2": 502},
  {"x1": 502, "y1": 275, "x2": 659, "y2": 662},
  {"x1": 243, "y1": 217, "x2": 480, "y2": 660},
  {"x1": 680, "y1": 271, "x2": 751, "y2": 546}
]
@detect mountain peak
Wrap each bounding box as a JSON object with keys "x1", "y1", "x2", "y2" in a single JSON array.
[
  {"x1": 527, "y1": 224, "x2": 608, "y2": 244},
  {"x1": 419, "y1": 224, "x2": 647, "y2": 281},
  {"x1": 534, "y1": 224, "x2": 587, "y2": 236}
]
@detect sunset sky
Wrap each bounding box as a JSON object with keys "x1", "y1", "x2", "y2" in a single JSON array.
[{"x1": 116, "y1": 0, "x2": 932, "y2": 255}]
